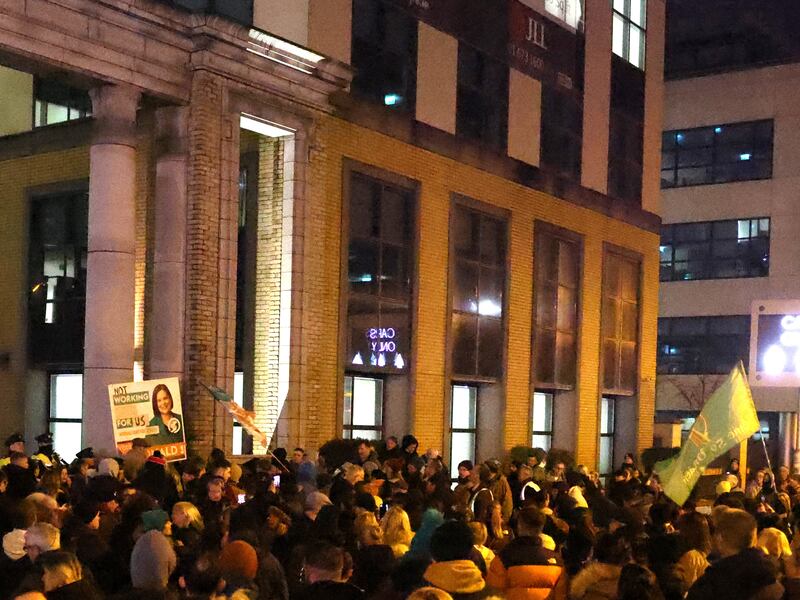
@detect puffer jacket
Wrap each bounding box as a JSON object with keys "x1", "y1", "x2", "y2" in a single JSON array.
[
  {"x1": 569, "y1": 562, "x2": 621, "y2": 600},
  {"x1": 424, "y1": 559, "x2": 497, "y2": 600},
  {"x1": 486, "y1": 536, "x2": 566, "y2": 600}
]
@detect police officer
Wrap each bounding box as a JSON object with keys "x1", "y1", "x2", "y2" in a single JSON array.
[
  {"x1": 31, "y1": 432, "x2": 56, "y2": 468},
  {"x1": 0, "y1": 432, "x2": 25, "y2": 468}
]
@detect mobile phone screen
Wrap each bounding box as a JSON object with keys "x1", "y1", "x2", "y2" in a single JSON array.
[
  {"x1": 237, "y1": 493, "x2": 246, "y2": 504},
  {"x1": 273, "y1": 475, "x2": 281, "y2": 488}
]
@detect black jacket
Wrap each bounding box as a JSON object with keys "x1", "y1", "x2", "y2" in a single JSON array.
[{"x1": 687, "y1": 547, "x2": 784, "y2": 600}]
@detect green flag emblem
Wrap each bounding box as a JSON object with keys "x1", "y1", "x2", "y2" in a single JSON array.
[{"x1": 654, "y1": 362, "x2": 759, "y2": 505}]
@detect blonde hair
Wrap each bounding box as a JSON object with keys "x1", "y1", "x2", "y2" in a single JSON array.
[
  {"x1": 407, "y1": 587, "x2": 453, "y2": 600},
  {"x1": 344, "y1": 463, "x2": 364, "y2": 483},
  {"x1": 382, "y1": 505, "x2": 413, "y2": 548},
  {"x1": 467, "y1": 521, "x2": 488, "y2": 546},
  {"x1": 40, "y1": 551, "x2": 83, "y2": 589},
  {"x1": 354, "y1": 511, "x2": 383, "y2": 546},
  {"x1": 26, "y1": 523, "x2": 61, "y2": 552},
  {"x1": 172, "y1": 502, "x2": 204, "y2": 531},
  {"x1": 25, "y1": 493, "x2": 58, "y2": 526}
]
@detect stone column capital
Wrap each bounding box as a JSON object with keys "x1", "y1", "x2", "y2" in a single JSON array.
[{"x1": 89, "y1": 84, "x2": 141, "y2": 146}]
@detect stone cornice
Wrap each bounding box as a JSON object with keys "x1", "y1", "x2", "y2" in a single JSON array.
[{"x1": 0, "y1": 0, "x2": 351, "y2": 109}]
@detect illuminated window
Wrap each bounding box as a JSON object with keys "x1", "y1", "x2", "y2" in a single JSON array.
[
  {"x1": 346, "y1": 172, "x2": 414, "y2": 373},
  {"x1": 450, "y1": 384, "x2": 477, "y2": 480},
  {"x1": 599, "y1": 396, "x2": 616, "y2": 476},
  {"x1": 49, "y1": 374, "x2": 82, "y2": 461},
  {"x1": 612, "y1": 0, "x2": 646, "y2": 69},
  {"x1": 661, "y1": 120, "x2": 773, "y2": 188},
  {"x1": 33, "y1": 78, "x2": 91, "y2": 128},
  {"x1": 531, "y1": 392, "x2": 554, "y2": 450},
  {"x1": 657, "y1": 316, "x2": 750, "y2": 375},
  {"x1": 451, "y1": 205, "x2": 507, "y2": 379},
  {"x1": 532, "y1": 225, "x2": 580, "y2": 388},
  {"x1": 601, "y1": 250, "x2": 640, "y2": 395},
  {"x1": 28, "y1": 191, "x2": 88, "y2": 367},
  {"x1": 232, "y1": 371, "x2": 245, "y2": 455},
  {"x1": 660, "y1": 218, "x2": 770, "y2": 281},
  {"x1": 343, "y1": 376, "x2": 383, "y2": 439}
]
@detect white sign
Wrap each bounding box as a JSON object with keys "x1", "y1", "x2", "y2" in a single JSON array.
[{"x1": 749, "y1": 300, "x2": 800, "y2": 387}]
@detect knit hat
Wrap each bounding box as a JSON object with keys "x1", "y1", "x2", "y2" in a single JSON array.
[
  {"x1": 141, "y1": 509, "x2": 169, "y2": 533},
  {"x1": 146, "y1": 453, "x2": 166, "y2": 467},
  {"x1": 130, "y1": 530, "x2": 177, "y2": 590},
  {"x1": 219, "y1": 540, "x2": 258, "y2": 581}
]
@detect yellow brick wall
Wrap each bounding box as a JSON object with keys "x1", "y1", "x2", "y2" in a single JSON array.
[
  {"x1": 0, "y1": 147, "x2": 90, "y2": 433},
  {"x1": 308, "y1": 115, "x2": 660, "y2": 468}
]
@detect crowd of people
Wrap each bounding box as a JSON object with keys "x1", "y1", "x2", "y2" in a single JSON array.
[{"x1": 1, "y1": 431, "x2": 800, "y2": 600}]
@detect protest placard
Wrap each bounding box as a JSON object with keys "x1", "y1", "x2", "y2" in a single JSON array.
[{"x1": 108, "y1": 377, "x2": 187, "y2": 462}]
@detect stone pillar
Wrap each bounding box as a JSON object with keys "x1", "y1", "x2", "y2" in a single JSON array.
[
  {"x1": 83, "y1": 84, "x2": 141, "y2": 452},
  {"x1": 149, "y1": 107, "x2": 189, "y2": 381}
]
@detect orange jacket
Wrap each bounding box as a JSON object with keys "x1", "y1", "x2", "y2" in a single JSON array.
[{"x1": 486, "y1": 537, "x2": 567, "y2": 600}]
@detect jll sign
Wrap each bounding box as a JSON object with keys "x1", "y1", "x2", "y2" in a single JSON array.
[{"x1": 508, "y1": 0, "x2": 579, "y2": 89}]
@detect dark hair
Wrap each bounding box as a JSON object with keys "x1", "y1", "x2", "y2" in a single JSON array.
[
  {"x1": 183, "y1": 552, "x2": 222, "y2": 594},
  {"x1": 294, "y1": 447, "x2": 305, "y2": 454},
  {"x1": 430, "y1": 520, "x2": 474, "y2": 561},
  {"x1": 357, "y1": 439, "x2": 372, "y2": 448},
  {"x1": 304, "y1": 541, "x2": 344, "y2": 573},
  {"x1": 618, "y1": 563, "x2": 661, "y2": 600},
  {"x1": 151, "y1": 384, "x2": 174, "y2": 418},
  {"x1": 594, "y1": 531, "x2": 632, "y2": 565},
  {"x1": 516, "y1": 507, "x2": 546, "y2": 536},
  {"x1": 458, "y1": 460, "x2": 474, "y2": 471},
  {"x1": 677, "y1": 512, "x2": 712, "y2": 554}
]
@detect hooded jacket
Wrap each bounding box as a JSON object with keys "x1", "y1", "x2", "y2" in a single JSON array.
[
  {"x1": 130, "y1": 530, "x2": 177, "y2": 591},
  {"x1": 569, "y1": 563, "x2": 622, "y2": 600},
  {"x1": 424, "y1": 559, "x2": 497, "y2": 600},
  {"x1": 686, "y1": 547, "x2": 784, "y2": 600},
  {"x1": 486, "y1": 536, "x2": 566, "y2": 600}
]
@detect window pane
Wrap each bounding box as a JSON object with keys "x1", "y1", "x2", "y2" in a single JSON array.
[
  {"x1": 452, "y1": 385, "x2": 477, "y2": 429},
  {"x1": 479, "y1": 267, "x2": 503, "y2": 317},
  {"x1": 349, "y1": 239, "x2": 379, "y2": 295},
  {"x1": 630, "y1": 0, "x2": 645, "y2": 26},
  {"x1": 52, "y1": 374, "x2": 83, "y2": 419},
  {"x1": 478, "y1": 317, "x2": 504, "y2": 378},
  {"x1": 532, "y1": 392, "x2": 553, "y2": 431},
  {"x1": 454, "y1": 260, "x2": 479, "y2": 313},
  {"x1": 452, "y1": 313, "x2": 478, "y2": 375},
  {"x1": 52, "y1": 422, "x2": 82, "y2": 462},
  {"x1": 350, "y1": 176, "x2": 376, "y2": 239},
  {"x1": 46, "y1": 104, "x2": 69, "y2": 125},
  {"x1": 532, "y1": 434, "x2": 552, "y2": 451},
  {"x1": 601, "y1": 397, "x2": 615, "y2": 434},
  {"x1": 381, "y1": 188, "x2": 407, "y2": 245},
  {"x1": 454, "y1": 208, "x2": 478, "y2": 259},
  {"x1": 612, "y1": 14, "x2": 625, "y2": 57},
  {"x1": 480, "y1": 216, "x2": 505, "y2": 266},
  {"x1": 599, "y1": 435, "x2": 614, "y2": 475},
  {"x1": 628, "y1": 26, "x2": 642, "y2": 68},
  {"x1": 450, "y1": 432, "x2": 476, "y2": 479},
  {"x1": 352, "y1": 377, "x2": 382, "y2": 427},
  {"x1": 232, "y1": 424, "x2": 244, "y2": 455}
]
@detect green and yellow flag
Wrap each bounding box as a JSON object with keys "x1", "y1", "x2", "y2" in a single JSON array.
[{"x1": 654, "y1": 361, "x2": 759, "y2": 505}]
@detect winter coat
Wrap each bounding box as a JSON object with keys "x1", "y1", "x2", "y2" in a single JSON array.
[
  {"x1": 486, "y1": 536, "x2": 566, "y2": 600},
  {"x1": 687, "y1": 547, "x2": 784, "y2": 600},
  {"x1": 45, "y1": 578, "x2": 102, "y2": 600},
  {"x1": 424, "y1": 559, "x2": 498, "y2": 600},
  {"x1": 569, "y1": 562, "x2": 622, "y2": 600}
]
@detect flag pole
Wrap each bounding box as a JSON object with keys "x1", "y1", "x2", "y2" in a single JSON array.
[
  {"x1": 760, "y1": 428, "x2": 773, "y2": 475},
  {"x1": 738, "y1": 439, "x2": 748, "y2": 492}
]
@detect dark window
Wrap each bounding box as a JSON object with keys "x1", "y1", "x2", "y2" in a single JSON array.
[
  {"x1": 351, "y1": 0, "x2": 418, "y2": 111},
  {"x1": 657, "y1": 316, "x2": 750, "y2": 375},
  {"x1": 532, "y1": 226, "x2": 580, "y2": 388},
  {"x1": 608, "y1": 57, "x2": 645, "y2": 203},
  {"x1": 601, "y1": 250, "x2": 640, "y2": 395},
  {"x1": 33, "y1": 78, "x2": 91, "y2": 128},
  {"x1": 28, "y1": 191, "x2": 88, "y2": 367},
  {"x1": 456, "y1": 43, "x2": 509, "y2": 150},
  {"x1": 661, "y1": 121, "x2": 773, "y2": 188},
  {"x1": 660, "y1": 218, "x2": 770, "y2": 281},
  {"x1": 540, "y1": 85, "x2": 583, "y2": 179},
  {"x1": 451, "y1": 205, "x2": 506, "y2": 379},
  {"x1": 346, "y1": 172, "x2": 414, "y2": 374}
]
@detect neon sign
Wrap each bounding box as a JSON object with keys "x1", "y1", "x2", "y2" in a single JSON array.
[{"x1": 351, "y1": 327, "x2": 406, "y2": 371}]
